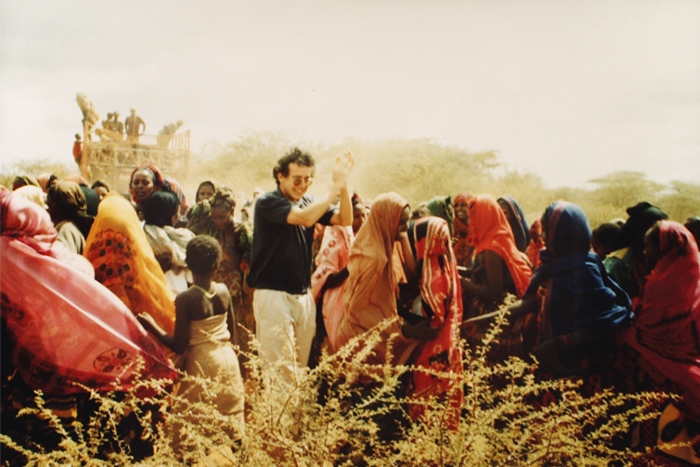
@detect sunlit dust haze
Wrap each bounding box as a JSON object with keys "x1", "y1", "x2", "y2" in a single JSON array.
[{"x1": 1, "y1": 1, "x2": 699, "y2": 189}]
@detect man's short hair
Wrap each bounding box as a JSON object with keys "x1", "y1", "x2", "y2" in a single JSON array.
[
  {"x1": 272, "y1": 148, "x2": 315, "y2": 185},
  {"x1": 186, "y1": 235, "x2": 222, "y2": 276}
]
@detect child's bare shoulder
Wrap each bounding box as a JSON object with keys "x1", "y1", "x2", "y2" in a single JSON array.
[
  {"x1": 176, "y1": 287, "x2": 201, "y2": 303},
  {"x1": 213, "y1": 282, "x2": 232, "y2": 299}
]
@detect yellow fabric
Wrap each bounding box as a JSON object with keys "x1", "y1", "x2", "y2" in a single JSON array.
[{"x1": 84, "y1": 192, "x2": 176, "y2": 333}]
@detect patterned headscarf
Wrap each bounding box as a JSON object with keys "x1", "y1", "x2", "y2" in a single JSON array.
[
  {"x1": 2, "y1": 188, "x2": 175, "y2": 394},
  {"x1": 85, "y1": 192, "x2": 176, "y2": 334},
  {"x1": 408, "y1": 216, "x2": 463, "y2": 429}
]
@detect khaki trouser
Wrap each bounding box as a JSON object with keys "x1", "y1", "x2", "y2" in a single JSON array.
[{"x1": 253, "y1": 289, "x2": 316, "y2": 388}]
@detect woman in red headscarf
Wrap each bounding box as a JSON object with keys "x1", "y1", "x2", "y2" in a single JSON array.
[
  {"x1": 616, "y1": 221, "x2": 700, "y2": 464},
  {"x1": 459, "y1": 194, "x2": 532, "y2": 359},
  {"x1": 525, "y1": 219, "x2": 544, "y2": 270},
  {"x1": 406, "y1": 216, "x2": 463, "y2": 429},
  {"x1": 461, "y1": 195, "x2": 532, "y2": 312},
  {"x1": 129, "y1": 164, "x2": 166, "y2": 203},
  {"x1": 129, "y1": 163, "x2": 176, "y2": 221}
]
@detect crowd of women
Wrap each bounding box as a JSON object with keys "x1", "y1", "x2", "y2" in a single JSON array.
[{"x1": 3, "y1": 163, "x2": 700, "y2": 464}]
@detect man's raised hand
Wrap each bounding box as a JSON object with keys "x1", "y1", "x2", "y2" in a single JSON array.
[{"x1": 332, "y1": 150, "x2": 355, "y2": 188}]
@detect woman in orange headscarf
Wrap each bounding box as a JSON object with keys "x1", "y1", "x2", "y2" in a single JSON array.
[
  {"x1": 462, "y1": 195, "x2": 531, "y2": 310},
  {"x1": 335, "y1": 192, "x2": 424, "y2": 366},
  {"x1": 460, "y1": 194, "x2": 532, "y2": 358},
  {"x1": 84, "y1": 192, "x2": 176, "y2": 334}
]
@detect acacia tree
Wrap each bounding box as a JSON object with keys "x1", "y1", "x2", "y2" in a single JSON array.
[
  {"x1": 656, "y1": 181, "x2": 700, "y2": 222},
  {"x1": 320, "y1": 137, "x2": 499, "y2": 205},
  {"x1": 587, "y1": 171, "x2": 663, "y2": 211},
  {"x1": 490, "y1": 169, "x2": 552, "y2": 223},
  {"x1": 0, "y1": 160, "x2": 73, "y2": 189},
  {"x1": 190, "y1": 130, "x2": 300, "y2": 195}
]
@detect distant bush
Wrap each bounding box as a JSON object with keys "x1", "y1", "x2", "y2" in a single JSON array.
[
  {"x1": 3, "y1": 135, "x2": 698, "y2": 228},
  {"x1": 0, "y1": 159, "x2": 73, "y2": 189}
]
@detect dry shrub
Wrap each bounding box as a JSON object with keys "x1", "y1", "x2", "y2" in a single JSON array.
[{"x1": 2, "y1": 311, "x2": 667, "y2": 466}]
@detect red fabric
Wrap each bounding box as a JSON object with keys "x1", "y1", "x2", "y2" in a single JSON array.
[
  {"x1": 72, "y1": 141, "x2": 82, "y2": 162},
  {"x1": 310, "y1": 225, "x2": 354, "y2": 351},
  {"x1": 621, "y1": 221, "x2": 700, "y2": 418},
  {"x1": 164, "y1": 177, "x2": 189, "y2": 215},
  {"x1": 409, "y1": 217, "x2": 464, "y2": 429},
  {"x1": 526, "y1": 219, "x2": 544, "y2": 269},
  {"x1": 1, "y1": 190, "x2": 175, "y2": 395},
  {"x1": 468, "y1": 194, "x2": 532, "y2": 297}
]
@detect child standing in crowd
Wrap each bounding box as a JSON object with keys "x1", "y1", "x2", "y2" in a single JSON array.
[{"x1": 138, "y1": 235, "x2": 245, "y2": 440}]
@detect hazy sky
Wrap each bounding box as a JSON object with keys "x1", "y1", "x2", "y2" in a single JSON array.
[{"x1": 1, "y1": 1, "x2": 699, "y2": 189}]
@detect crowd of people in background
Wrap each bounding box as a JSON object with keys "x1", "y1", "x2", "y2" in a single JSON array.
[{"x1": 3, "y1": 150, "x2": 700, "y2": 464}]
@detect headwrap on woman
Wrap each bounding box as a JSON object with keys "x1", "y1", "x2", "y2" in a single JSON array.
[
  {"x1": 335, "y1": 192, "x2": 420, "y2": 366},
  {"x1": 452, "y1": 191, "x2": 475, "y2": 267},
  {"x1": 164, "y1": 176, "x2": 189, "y2": 217},
  {"x1": 1, "y1": 189, "x2": 175, "y2": 394},
  {"x1": 84, "y1": 192, "x2": 176, "y2": 334},
  {"x1": 526, "y1": 219, "x2": 544, "y2": 269},
  {"x1": 142, "y1": 190, "x2": 180, "y2": 228},
  {"x1": 47, "y1": 180, "x2": 95, "y2": 240},
  {"x1": 525, "y1": 201, "x2": 632, "y2": 371},
  {"x1": 619, "y1": 221, "x2": 700, "y2": 417},
  {"x1": 142, "y1": 190, "x2": 194, "y2": 293},
  {"x1": 407, "y1": 217, "x2": 463, "y2": 429},
  {"x1": 468, "y1": 194, "x2": 532, "y2": 298},
  {"x1": 423, "y1": 195, "x2": 454, "y2": 236},
  {"x1": 12, "y1": 175, "x2": 40, "y2": 191},
  {"x1": 129, "y1": 164, "x2": 166, "y2": 201},
  {"x1": 64, "y1": 174, "x2": 99, "y2": 215},
  {"x1": 497, "y1": 196, "x2": 530, "y2": 253},
  {"x1": 605, "y1": 201, "x2": 668, "y2": 301},
  {"x1": 36, "y1": 173, "x2": 53, "y2": 193},
  {"x1": 615, "y1": 201, "x2": 668, "y2": 251},
  {"x1": 310, "y1": 224, "x2": 354, "y2": 351},
  {"x1": 14, "y1": 185, "x2": 46, "y2": 208}
]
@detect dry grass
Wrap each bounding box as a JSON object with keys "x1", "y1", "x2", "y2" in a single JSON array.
[{"x1": 2, "y1": 310, "x2": 667, "y2": 466}]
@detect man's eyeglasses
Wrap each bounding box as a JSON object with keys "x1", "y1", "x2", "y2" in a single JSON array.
[{"x1": 291, "y1": 176, "x2": 313, "y2": 186}]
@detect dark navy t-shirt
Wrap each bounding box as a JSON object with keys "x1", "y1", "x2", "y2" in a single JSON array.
[{"x1": 246, "y1": 188, "x2": 335, "y2": 294}]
